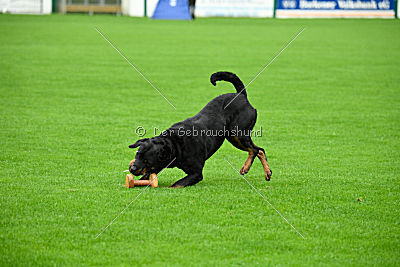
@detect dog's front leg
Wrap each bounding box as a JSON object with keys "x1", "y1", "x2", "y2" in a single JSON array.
[{"x1": 169, "y1": 172, "x2": 203, "y2": 188}]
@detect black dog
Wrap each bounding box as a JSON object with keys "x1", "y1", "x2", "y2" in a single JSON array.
[{"x1": 129, "y1": 72, "x2": 272, "y2": 187}]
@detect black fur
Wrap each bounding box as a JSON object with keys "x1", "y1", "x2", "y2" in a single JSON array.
[
  {"x1": 210, "y1": 72, "x2": 246, "y2": 96},
  {"x1": 129, "y1": 71, "x2": 271, "y2": 187}
]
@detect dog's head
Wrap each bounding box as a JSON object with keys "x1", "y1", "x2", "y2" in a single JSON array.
[{"x1": 128, "y1": 137, "x2": 173, "y2": 176}]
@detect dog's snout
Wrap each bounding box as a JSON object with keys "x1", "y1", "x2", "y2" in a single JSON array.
[
  {"x1": 129, "y1": 159, "x2": 135, "y2": 167},
  {"x1": 129, "y1": 165, "x2": 137, "y2": 172},
  {"x1": 129, "y1": 159, "x2": 136, "y2": 173}
]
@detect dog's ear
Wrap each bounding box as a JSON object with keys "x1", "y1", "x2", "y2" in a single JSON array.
[{"x1": 129, "y1": 138, "x2": 149, "y2": 148}]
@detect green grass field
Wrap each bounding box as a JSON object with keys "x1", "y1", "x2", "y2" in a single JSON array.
[{"x1": 1, "y1": 14, "x2": 399, "y2": 265}]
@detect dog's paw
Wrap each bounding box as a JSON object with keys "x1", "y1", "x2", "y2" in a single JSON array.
[
  {"x1": 265, "y1": 169, "x2": 272, "y2": 181},
  {"x1": 240, "y1": 166, "x2": 250, "y2": 175}
]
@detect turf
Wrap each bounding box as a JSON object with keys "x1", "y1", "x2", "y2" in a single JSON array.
[{"x1": 0, "y1": 14, "x2": 399, "y2": 266}]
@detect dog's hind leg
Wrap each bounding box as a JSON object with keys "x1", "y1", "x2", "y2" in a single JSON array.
[
  {"x1": 227, "y1": 136, "x2": 258, "y2": 175},
  {"x1": 227, "y1": 136, "x2": 272, "y2": 180},
  {"x1": 251, "y1": 141, "x2": 272, "y2": 181},
  {"x1": 240, "y1": 147, "x2": 258, "y2": 175}
]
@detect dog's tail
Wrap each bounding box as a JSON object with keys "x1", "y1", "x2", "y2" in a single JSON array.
[{"x1": 210, "y1": 72, "x2": 247, "y2": 97}]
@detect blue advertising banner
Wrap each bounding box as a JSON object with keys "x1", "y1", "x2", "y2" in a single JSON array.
[{"x1": 276, "y1": 0, "x2": 395, "y2": 17}]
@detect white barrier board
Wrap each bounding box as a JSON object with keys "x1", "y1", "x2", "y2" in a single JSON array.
[
  {"x1": 195, "y1": 0, "x2": 274, "y2": 17},
  {"x1": 0, "y1": 0, "x2": 51, "y2": 14}
]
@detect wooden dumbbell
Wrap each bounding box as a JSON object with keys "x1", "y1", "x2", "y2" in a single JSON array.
[{"x1": 125, "y1": 173, "x2": 158, "y2": 188}]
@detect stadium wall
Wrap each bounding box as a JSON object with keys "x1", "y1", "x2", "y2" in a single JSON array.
[
  {"x1": 0, "y1": 0, "x2": 52, "y2": 13},
  {"x1": 122, "y1": 0, "x2": 397, "y2": 18},
  {"x1": 122, "y1": 0, "x2": 275, "y2": 18},
  {"x1": 122, "y1": 0, "x2": 157, "y2": 16},
  {"x1": 275, "y1": 0, "x2": 395, "y2": 18},
  {"x1": 195, "y1": 0, "x2": 274, "y2": 17},
  {"x1": 1, "y1": 0, "x2": 397, "y2": 18}
]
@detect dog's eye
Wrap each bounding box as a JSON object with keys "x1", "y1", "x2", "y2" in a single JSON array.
[{"x1": 144, "y1": 159, "x2": 148, "y2": 164}]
